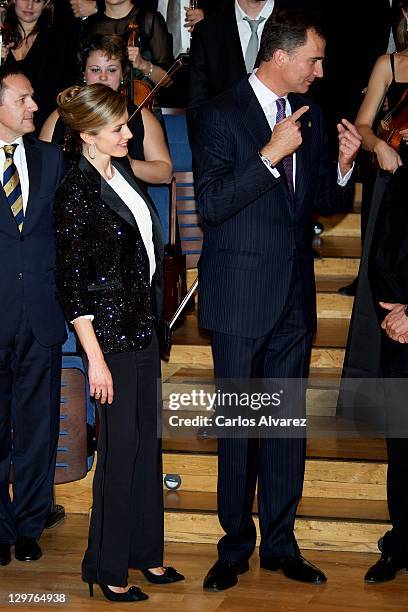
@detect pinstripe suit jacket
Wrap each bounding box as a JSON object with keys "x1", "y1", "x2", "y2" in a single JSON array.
[{"x1": 192, "y1": 77, "x2": 354, "y2": 339}]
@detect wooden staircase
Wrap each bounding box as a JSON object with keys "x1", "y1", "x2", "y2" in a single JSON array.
[{"x1": 160, "y1": 182, "x2": 390, "y2": 554}]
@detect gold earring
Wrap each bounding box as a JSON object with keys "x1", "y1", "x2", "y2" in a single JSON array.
[{"x1": 88, "y1": 143, "x2": 96, "y2": 159}]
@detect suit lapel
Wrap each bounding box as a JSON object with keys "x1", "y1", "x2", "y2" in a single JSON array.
[
  {"x1": 236, "y1": 78, "x2": 272, "y2": 150},
  {"x1": 288, "y1": 93, "x2": 312, "y2": 209},
  {"x1": 235, "y1": 79, "x2": 296, "y2": 209},
  {"x1": 78, "y1": 156, "x2": 164, "y2": 263},
  {"x1": 112, "y1": 159, "x2": 164, "y2": 261},
  {"x1": 78, "y1": 155, "x2": 137, "y2": 230}
]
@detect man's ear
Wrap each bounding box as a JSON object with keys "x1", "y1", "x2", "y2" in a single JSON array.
[{"x1": 274, "y1": 49, "x2": 287, "y2": 67}]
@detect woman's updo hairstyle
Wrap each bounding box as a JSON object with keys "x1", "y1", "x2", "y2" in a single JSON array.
[{"x1": 57, "y1": 84, "x2": 127, "y2": 138}]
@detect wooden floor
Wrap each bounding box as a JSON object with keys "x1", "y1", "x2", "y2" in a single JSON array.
[{"x1": 2, "y1": 514, "x2": 408, "y2": 612}]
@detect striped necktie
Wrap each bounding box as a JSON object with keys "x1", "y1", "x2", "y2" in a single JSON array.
[
  {"x1": 275, "y1": 98, "x2": 294, "y2": 200},
  {"x1": 3, "y1": 144, "x2": 23, "y2": 231}
]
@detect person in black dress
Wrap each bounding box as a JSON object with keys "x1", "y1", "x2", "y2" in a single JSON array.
[
  {"x1": 340, "y1": 0, "x2": 408, "y2": 584},
  {"x1": 2, "y1": 0, "x2": 78, "y2": 132},
  {"x1": 84, "y1": 0, "x2": 174, "y2": 93}
]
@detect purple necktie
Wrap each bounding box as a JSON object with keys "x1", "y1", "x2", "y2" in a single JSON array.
[{"x1": 275, "y1": 97, "x2": 294, "y2": 199}]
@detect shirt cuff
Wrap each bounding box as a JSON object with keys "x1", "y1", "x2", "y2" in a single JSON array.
[
  {"x1": 70, "y1": 314, "x2": 94, "y2": 324},
  {"x1": 259, "y1": 155, "x2": 281, "y2": 178},
  {"x1": 337, "y1": 162, "x2": 354, "y2": 186}
]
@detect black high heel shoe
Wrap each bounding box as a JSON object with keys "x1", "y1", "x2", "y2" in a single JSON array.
[
  {"x1": 140, "y1": 566, "x2": 185, "y2": 584},
  {"x1": 88, "y1": 582, "x2": 149, "y2": 601}
]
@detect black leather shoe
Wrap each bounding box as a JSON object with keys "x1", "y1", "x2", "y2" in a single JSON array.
[
  {"x1": 203, "y1": 559, "x2": 249, "y2": 591},
  {"x1": 14, "y1": 537, "x2": 42, "y2": 562},
  {"x1": 338, "y1": 278, "x2": 358, "y2": 296},
  {"x1": 88, "y1": 582, "x2": 149, "y2": 601},
  {"x1": 260, "y1": 554, "x2": 327, "y2": 584},
  {"x1": 141, "y1": 566, "x2": 185, "y2": 584},
  {"x1": 365, "y1": 554, "x2": 408, "y2": 583},
  {"x1": 45, "y1": 503, "x2": 66, "y2": 529},
  {"x1": 0, "y1": 541, "x2": 11, "y2": 566}
]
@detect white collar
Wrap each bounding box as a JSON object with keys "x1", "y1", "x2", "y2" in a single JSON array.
[
  {"x1": 0, "y1": 136, "x2": 24, "y2": 149},
  {"x1": 248, "y1": 71, "x2": 287, "y2": 110},
  {"x1": 235, "y1": 0, "x2": 274, "y2": 23}
]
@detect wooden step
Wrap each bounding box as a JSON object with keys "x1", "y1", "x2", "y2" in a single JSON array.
[
  {"x1": 167, "y1": 345, "x2": 345, "y2": 368},
  {"x1": 171, "y1": 316, "x2": 351, "y2": 347},
  {"x1": 187, "y1": 269, "x2": 358, "y2": 293},
  {"x1": 315, "y1": 257, "x2": 360, "y2": 276},
  {"x1": 316, "y1": 213, "x2": 360, "y2": 237},
  {"x1": 162, "y1": 422, "x2": 387, "y2": 461},
  {"x1": 163, "y1": 454, "x2": 387, "y2": 500},
  {"x1": 164, "y1": 510, "x2": 386, "y2": 553},
  {"x1": 164, "y1": 490, "x2": 389, "y2": 522},
  {"x1": 313, "y1": 236, "x2": 362, "y2": 259},
  {"x1": 171, "y1": 315, "x2": 350, "y2": 350},
  {"x1": 316, "y1": 275, "x2": 356, "y2": 293}
]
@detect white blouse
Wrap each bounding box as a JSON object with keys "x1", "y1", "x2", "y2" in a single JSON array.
[{"x1": 106, "y1": 168, "x2": 156, "y2": 282}]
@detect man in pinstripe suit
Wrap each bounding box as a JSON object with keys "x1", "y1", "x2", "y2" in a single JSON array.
[{"x1": 191, "y1": 9, "x2": 361, "y2": 591}]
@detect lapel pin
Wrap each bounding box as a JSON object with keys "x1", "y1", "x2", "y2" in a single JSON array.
[{"x1": 308, "y1": 121, "x2": 312, "y2": 128}]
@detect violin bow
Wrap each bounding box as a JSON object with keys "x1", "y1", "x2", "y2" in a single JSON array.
[{"x1": 127, "y1": 57, "x2": 183, "y2": 125}]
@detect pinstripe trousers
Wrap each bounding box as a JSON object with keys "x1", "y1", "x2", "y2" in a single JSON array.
[{"x1": 211, "y1": 269, "x2": 315, "y2": 561}]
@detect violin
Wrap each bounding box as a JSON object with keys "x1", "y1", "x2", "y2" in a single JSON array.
[
  {"x1": 127, "y1": 19, "x2": 155, "y2": 110},
  {"x1": 376, "y1": 88, "x2": 408, "y2": 156}
]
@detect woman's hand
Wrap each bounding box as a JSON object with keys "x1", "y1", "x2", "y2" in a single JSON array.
[
  {"x1": 88, "y1": 356, "x2": 114, "y2": 405},
  {"x1": 127, "y1": 46, "x2": 149, "y2": 72},
  {"x1": 399, "y1": 127, "x2": 408, "y2": 143},
  {"x1": 380, "y1": 302, "x2": 408, "y2": 342},
  {"x1": 373, "y1": 139, "x2": 402, "y2": 173},
  {"x1": 70, "y1": 0, "x2": 97, "y2": 18},
  {"x1": 1, "y1": 44, "x2": 10, "y2": 62}
]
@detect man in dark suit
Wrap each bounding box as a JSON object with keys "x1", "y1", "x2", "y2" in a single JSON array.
[
  {"x1": 188, "y1": 0, "x2": 323, "y2": 111},
  {"x1": 191, "y1": 9, "x2": 361, "y2": 591},
  {"x1": 0, "y1": 66, "x2": 66, "y2": 566}
]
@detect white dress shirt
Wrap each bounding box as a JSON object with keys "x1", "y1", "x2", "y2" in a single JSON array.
[
  {"x1": 235, "y1": 0, "x2": 274, "y2": 61},
  {"x1": 248, "y1": 72, "x2": 354, "y2": 188},
  {"x1": 0, "y1": 137, "x2": 29, "y2": 213},
  {"x1": 157, "y1": 0, "x2": 191, "y2": 56},
  {"x1": 106, "y1": 168, "x2": 156, "y2": 283}
]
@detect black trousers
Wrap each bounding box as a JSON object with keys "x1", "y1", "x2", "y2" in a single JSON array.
[
  {"x1": 0, "y1": 306, "x2": 61, "y2": 543},
  {"x1": 82, "y1": 331, "x2": 164, "y2": 587},
  {"x1": 380, "y1": 335, "x2": 408, "y2": 558},
  {"x1": 212, "y1": 275, "x2": 315, "y2": 562}
]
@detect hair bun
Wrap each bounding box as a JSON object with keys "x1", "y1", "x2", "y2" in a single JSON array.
[{"x1": 57, "y1": 85, "x2": 83, "y2": 107}]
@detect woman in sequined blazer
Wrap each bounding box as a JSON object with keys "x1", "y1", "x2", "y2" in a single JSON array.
[{"x1": 53, "y1": 83, "x2": 184, "y2": 603}]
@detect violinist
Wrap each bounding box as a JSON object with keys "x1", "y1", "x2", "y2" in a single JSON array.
[
  {"x1": 40, "y1": 34, "x2": 172, "y2": 186},
  {"x1": 83, "y1": 0, "x2": 174, "y2": 89}
]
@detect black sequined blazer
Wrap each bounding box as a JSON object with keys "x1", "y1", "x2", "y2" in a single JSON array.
[{"x1": 54, "y1": 155, "x2": 164, "y2": 354}]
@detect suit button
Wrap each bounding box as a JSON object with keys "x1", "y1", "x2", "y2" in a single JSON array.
[{"x1": 17, "y1": 272, "x2": 23, "y2": 280}]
